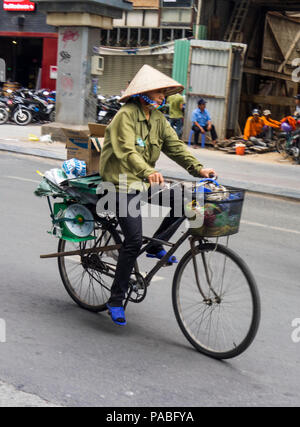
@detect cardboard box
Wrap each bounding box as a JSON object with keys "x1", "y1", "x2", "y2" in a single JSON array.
[
  {"x1": 88, "y1": 123, "x2": 106, "y2": 174},
  {"x1": 63, "y1": 123, "x2": 107, "y2": 175}
]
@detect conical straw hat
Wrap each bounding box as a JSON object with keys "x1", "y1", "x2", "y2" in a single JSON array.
[{"x1": 119, "y1": 64, "x2": 184, "y2": 102}]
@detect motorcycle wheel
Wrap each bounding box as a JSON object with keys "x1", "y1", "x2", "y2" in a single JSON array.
[
  {"x1": 0, "y1": 107, "x2": 9, "y2": 125},
  {"x1": 49, "y1": 110, "x2": 56, "y2": 122},
  {"x1": 13, "y1": 108, "x2": 33, "y2": 126},
  {"x1": 276, "y1": 138, "x2": 289, "y2": 159}
]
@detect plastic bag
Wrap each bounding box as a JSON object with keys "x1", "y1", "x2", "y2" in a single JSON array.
[
  {"x1": 34, "y1": 178, "x2": 67, "y2": 198},
  {"x1": 44, "y1": 168, "x2": 67, "y2": 186},
  {"x1": 40, "y1": 134, "x2": 53, "y2": 143},
  {"x1": 62, "y1": 158, "x2": 86, "y2": 179},
  {"x1": 195, "y1": 178, "x2": 229, "y2": 201}
]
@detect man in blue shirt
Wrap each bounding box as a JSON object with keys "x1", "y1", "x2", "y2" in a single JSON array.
[{"x1": 191, "y1": 98, "x2": 218, "y2": 148}]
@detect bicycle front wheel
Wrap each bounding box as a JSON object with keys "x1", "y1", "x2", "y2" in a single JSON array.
[{"x1": 172, "y1": 243, "x2": 260, "y2": 359}]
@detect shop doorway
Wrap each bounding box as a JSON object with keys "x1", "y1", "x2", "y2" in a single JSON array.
[{"x1": 0, "y1": 36, "x2": 43, "y2": 88}]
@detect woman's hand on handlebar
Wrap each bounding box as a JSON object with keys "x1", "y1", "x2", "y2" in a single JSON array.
[
  {"x1": 199, "y1": 168, "x2": 217, "y2": 179},
  {"x1": 148, "y1": 172, "x2": 165, "y2": 186}
]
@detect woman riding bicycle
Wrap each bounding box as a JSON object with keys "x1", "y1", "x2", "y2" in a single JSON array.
[{"x1": 99, "y1": 65, "x2": 216, "y2": 326}]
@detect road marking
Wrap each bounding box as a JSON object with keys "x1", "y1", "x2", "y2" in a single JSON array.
[
  {"x1": 3, "y1": 175, "x2": 40, "y2": 183},
  {"x1": 241, "y1": 220, "x2": 300, "y2": 235}
]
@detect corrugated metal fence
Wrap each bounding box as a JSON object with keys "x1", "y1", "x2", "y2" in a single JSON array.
[
  {"x1": 183, "y1": 40, "x2": 246, "y2": 141},
  {"x1": 98, "y1": 54, "x2": 173, "y2": 96}
]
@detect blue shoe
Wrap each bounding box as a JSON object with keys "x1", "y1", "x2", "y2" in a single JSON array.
[
  {"x1": 106, "y1": 304, "x2": 127, "y2": 326},
  {"x1": 146, "y1": 249, "x2": 178, "y2": 264}
]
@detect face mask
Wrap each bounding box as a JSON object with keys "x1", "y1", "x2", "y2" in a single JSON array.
[{"x1": 131, "y1": 94, "x2": 166, "y2": 110}]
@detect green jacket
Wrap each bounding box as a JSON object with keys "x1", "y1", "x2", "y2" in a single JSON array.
[
  {"x1": 168, "y1": 93, "x2": 184, "y2": 119},
  {"x1": 99, "y1": 100, "x2": 203, "y2": 192}
]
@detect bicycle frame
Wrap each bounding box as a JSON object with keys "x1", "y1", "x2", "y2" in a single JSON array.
[
  {"x1": 132, "y1": 230, "x2": 220, "y2": 299},
  {"x1": 40, "y1": 209, "x2": 219, "y2": 292},
  {"x1": 136, "y1": 228, "x2": 191, "y2": 285},
  {"x1": 40, "y1": 201, "x2": 220, "y2": 307}
]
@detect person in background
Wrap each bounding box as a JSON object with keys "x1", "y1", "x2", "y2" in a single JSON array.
[
  {"x1": 261, "y1": 110, "x2": 281, "y2": 140},
  {"x1": 167, "y1": 92, "x2": 184, "y2": 138},
  {"x1": 280, "y1": 115, "x2": 297, "y2": 132},
  {"x1": 191, "y1": 98, "x2": 218, "y2": 148},
  {"x1": 243, "y1": 109, "x2": 265, "y2": 142},
  {"x1": 294, "y1": 94, "x2": 300, "y2": 117}
]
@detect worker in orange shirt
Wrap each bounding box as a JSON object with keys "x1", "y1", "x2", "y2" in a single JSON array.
[
  {"x1": 280, "y1": 115, "x2": 297, "y2": 131},
  {"x1": 261, "y1": 110, "x2": 281, "y2": 129},
  {"x1": 261, "y1": 110, "x2": 281, "y2": 140},
  {"x1": 243, "y1": 109, "x2": 265, "y2": 143}
]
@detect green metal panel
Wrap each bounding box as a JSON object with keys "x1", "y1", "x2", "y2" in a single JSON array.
[
  {"x1": 193, "y1": 25, "x2": 207, "y2": 40},
  {"x1": 172, "y1": 39, "x2": 190, "y2": 93}
]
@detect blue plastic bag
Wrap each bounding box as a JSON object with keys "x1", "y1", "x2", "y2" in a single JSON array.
[{"x1": 62, "y1": 158, "x2": 86, "y2": 179}]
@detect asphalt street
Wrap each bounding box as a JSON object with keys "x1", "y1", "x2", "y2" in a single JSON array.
[{"x1": 0, "y1": 152, "x2": 300, "y2": 407}]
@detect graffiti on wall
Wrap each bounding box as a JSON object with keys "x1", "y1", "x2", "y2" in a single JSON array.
[
  {"x1": 60, "y1": 73, "x2": 74, "y2": 97},
  {"x1": 59, "y1": 51, "x2": 72, "y2": 64},
  {"x1": 62, "y1": 29, "x2": 80, "y2": 48}
]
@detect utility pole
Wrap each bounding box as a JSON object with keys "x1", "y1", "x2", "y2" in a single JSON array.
[{"x1": 195, "y1": 0, "x2": 203, "y2": 40}]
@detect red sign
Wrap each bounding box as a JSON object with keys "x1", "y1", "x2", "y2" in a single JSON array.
[
  {"x1": 50, "y1": 66, "x2": 58, "y2": 80},
  {"x1": 3, "y1": 0, "x2": 35, "y2": 11}
]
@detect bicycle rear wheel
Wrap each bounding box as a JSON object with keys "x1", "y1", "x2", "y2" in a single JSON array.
[
  {"x1": 172, "y1": 243, "x2": 260, "y2": 359},
  {"x1": 58, "y1": 219, "x2": 121, "y2": 312}
]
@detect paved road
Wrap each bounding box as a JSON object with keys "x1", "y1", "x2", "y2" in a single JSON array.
[
  {"x1": 1, "y1": 123, "x2": 300, "y2": 199},
  {"x1": 0, "y1": 152, "x2": 299, "y2": 407}
]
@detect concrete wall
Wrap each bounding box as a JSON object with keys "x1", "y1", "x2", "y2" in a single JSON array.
[
  {"x1": 0, "y1": 6, "x2": 56, "y2": 33},
  {"x1": 114, "y1": 10, "x2": 159, "y2": 27},
  {"x1": 56, "y1": 27, "x2": 99, "y2": 125},
  {"x1": 161, "y1": 8, "x2": 193, "y2": 26}
]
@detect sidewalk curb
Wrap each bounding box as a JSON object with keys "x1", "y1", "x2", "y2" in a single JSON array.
[
  {"x1": 0, "y1": 144, "x2": 66, "y2": 161},
  {"x1": 1, "y1": 144, "x2": 300, "y2": 201}
]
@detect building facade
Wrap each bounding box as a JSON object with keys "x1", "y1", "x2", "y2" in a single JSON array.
[
  {"x1": 97, "y1": 0, "x2": 199, "y2": 95},
  {"x1": 100, "y1": 0, "x2": 196, "y2": 47},
  {"x1": 0, "y1": 1, "x2": 57, "y2": 90}
]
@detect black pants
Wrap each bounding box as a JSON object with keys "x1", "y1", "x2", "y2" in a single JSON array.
[
  {"x1": 108, "y1": 186, "x2": 185, "y2": 306},
  {"x1": 170, "y1": 118, "x2": 183, "y2": 138},
  {"x1": 192, "y1": 124, "x2": 218, "y2": 145}
]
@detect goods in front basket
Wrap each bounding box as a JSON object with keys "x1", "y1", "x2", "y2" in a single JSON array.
[{"x1": 188, "y1": 179, "x2": 244, "y2": 238}]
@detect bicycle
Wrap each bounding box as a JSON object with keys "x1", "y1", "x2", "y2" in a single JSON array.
[{"x1": 39, "y1": 178, "x2": 261, "y2": 360}]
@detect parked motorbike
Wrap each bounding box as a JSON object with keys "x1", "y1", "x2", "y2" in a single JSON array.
[
  {"x1": 3, "y1": 88, "x2": 56, "y2": 125},
  {"x1": 0, "y1": 94, "x2": 10, "y2": 124},
  {"x1": 3, "y1": 89, "x2": 33, "y2": 126},
  {"x1": 97, "y1": 95, "x2": 121, "y2": 124},
  {"x1": 35, "y1": 89, "x2": 56, "y2": 105},
  {"x1": 276, "y1": 123, "x2": 300, "y2": 164},
  {"x1": 25, "y1": 90, "x2": 56, "y2": 123}
]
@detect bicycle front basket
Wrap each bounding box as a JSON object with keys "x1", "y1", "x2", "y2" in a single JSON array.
[{"x1": 189, "y1": 188, "x2": 245, "y2": 238}]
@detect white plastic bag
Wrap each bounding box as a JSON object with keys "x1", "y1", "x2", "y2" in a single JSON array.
[{"x1": 44, "y1": 168, "x2": 67, "y2": 186}]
